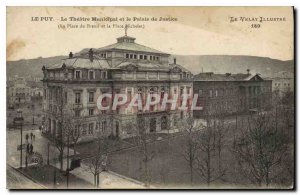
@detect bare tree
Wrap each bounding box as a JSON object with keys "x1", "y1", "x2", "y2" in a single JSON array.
[
  {"x1": 85, "y1": 136, "x2": 111, "y2": 187},
  {"x1": 215, "y1": 116, "x2": 228, "y2": 174},
  {"x1": 123, "y1": 117, "x2": 155, "y2": 187},
  {"x1": 232, "y1": 112, "x2": 288, "y2": 187},
  {"x1": 84, "y1": 112, "x2": 115, "y2": 187},
  {"x1": 195, "y1": 113, "x2": 225, "y2": 187},
  {"x1": 178, "y1": 114, "x2": 199, "y2": 184}
]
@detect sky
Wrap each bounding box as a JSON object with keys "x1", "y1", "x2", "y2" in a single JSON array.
[{"x1": 6, "y1": 6, "x2": 294, "y2": 61}]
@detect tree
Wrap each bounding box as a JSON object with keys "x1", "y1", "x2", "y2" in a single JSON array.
[
  {"x1": 178, "y1": 114, "x2": 199, "y2": 184},
  {"x1": 84, "y1": 111, "x2": 114, "y2": 187},
  {"x1": 123, "y1": 117, "x2": 155, "y2": 187},
  {"x1": 214, "y1": 116, "x2": 228, "y2": 174},
  {"x1": 232, "y1": 112, "x2": 288, "y2": 187},
  {"x1": 85, "y1": 136, "x2": 111, "y2": 187},
  {"x1": 195, "y1": 113, "x2": 225, "y2": 187}
]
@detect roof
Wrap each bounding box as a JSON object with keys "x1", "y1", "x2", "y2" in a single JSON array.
[
  {"x1": 169, "y1": 63, "x2": 191, "y2": 73},
  {"x1": 46, "y1": 57, "x2": 110, "y2": 70},
  {"x1": 115, "y1": 61, "x2": 170, "y2": 70},
  {"x1": 96, "y1": 36, "x2": 169, "y2": 55},
  {"x1": 194, "y1": 72, "x2": 263, "y2": 82},
  {"x1": 273, "y1": 71, "x2": 294, "y2": 79}
]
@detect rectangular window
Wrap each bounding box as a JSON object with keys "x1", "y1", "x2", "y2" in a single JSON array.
[
  {"x1": 156, "y1": 56, "x2": 159, "y2": 61},
  {"x1": 130, "y1": 54, "x2": 133, "y2": 59},
  {"x1": 75, "y1": 92, "x2": 81, "y2": 104},
  {"x1": 81, "y1": 125, "x2": 87, "y2": 136},
  {"x1": 134, "y1": 54, "x2": 137, "y2": 59},
  {"x1": 89, "y1": 92, "x2": 94, "y2": 103},
  {"x1": 215, "y1": 90, "x2": 218, "y2": 97},
  {"x1": 101, "y1": 71, "x2": 107, "y2": 79},
  {"x1": 199, "y1": 89, "x2": 203, "y2": 96},
  {"x1": 139, "y1": 55, "x2": 143, "y2": 60},
  {"x1": 209, "y1": 90, "x2": 213, "y2": 98},
  {"x1": 75, "y1": 70, "x2": 81, "y2": 79},
  {"x1": 126, "y1": 54, "x2": 129, "y2": 59},
  {"x1": 127, "y1": 89, "x2": 132, "y2": 102},
  {"x1": 89, "y1": 108, "x2": 94, "y2": 116},
  {"x1": 144, "y1": 55, "x2": 147, "y2": 60},
  {"x1": 75, "y1": 110, "x2": 80, "y2": 117},
  {"x1": 180, "y1": 87, "x2": 184, "y2": 95},
  {"x1": 88, "y1": 123, "x2": 94, "y2": 134},
  {"x1": 101, "y1": 121, "x2": 107, "y2": 132},
  {"x1": 187, "y1": 87, "x2": 190, "y2": 95},
  {"x1": 89, "y1": 71, "x2": 94, "y2": 80},
  {"x1": 150, "y1": 56, "x2": 152, "y2": 60}
]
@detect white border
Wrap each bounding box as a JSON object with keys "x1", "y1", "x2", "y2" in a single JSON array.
[{"x1": 1, "y1": 0, "x2": 298, "y2": 194}]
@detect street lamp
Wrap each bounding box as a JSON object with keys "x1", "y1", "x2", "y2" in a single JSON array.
[{"x1": 14, "y1": 109, "x2": 24, "y2": 169}]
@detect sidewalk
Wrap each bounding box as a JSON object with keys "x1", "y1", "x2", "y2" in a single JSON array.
[
  {"x1": 7, "y1": 129, "x2": 74, "y2": 168},
  {"x1": 52, "y1": 157, "x2": 146, "y2": 189},
  {"x1": 7, "y1": 128, "x2": 146, "y2": 189}
]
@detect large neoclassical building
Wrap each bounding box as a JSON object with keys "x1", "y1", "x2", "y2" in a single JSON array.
[{"x1": 42, "y1": 33, "x2": 193, "y2": 142}]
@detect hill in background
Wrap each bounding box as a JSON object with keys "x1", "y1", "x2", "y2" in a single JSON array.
[{"x1": 6, "y1": 55, "x2": 294, "y2": 78}]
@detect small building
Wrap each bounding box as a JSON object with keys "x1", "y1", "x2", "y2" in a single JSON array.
[
  {"x1": 7, "y1": 77, "x2": 31, "y2": 107},
  {"x1": 193, "y1": 71, "x2": 272, "y2": 118}
]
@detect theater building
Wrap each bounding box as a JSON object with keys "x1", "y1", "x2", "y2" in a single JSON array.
[
  {"x1": 193, "y1": 71, "x2": 272, "y2": 118},
  {"x1": 42, "y1": 33, "x2": 193, "y2": 142}
]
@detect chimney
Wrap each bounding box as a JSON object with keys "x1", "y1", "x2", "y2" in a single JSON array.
[
  {"x1": 89, "y1": 49, "x2": 94, "y2": 62},
  {"x1": 174, "y1": 58, "x2": 176, "y2": 64},
  {"x1": 247, "y1": 69, "x2": 250, "y2": 75},
  {"x1": 69, "y1": 52, "x2": 73, "y2": 58}
]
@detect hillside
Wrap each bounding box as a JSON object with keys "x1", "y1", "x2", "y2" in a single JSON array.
[
  {"x1": 170, "y1": 55, "x2": 294, "y2": 78},
  {"x1": 6, "y1": 55, "x2": 294, "y2": 78}
]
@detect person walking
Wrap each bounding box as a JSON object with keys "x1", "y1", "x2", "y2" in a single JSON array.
[
  {"x1": 29, "y1": 144, "x2": 33, "y2": 154},
  {"x1": 25, "y1": 134, "x2": 29, "y2": 144}
]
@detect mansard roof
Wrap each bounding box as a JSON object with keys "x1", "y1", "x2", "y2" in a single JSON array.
[
  {"x1": 114, "y1": 61, "x2": 169, "y2": 70},
  {"x1": 96, "y1": 41, "x2": 169, "y2": 55},
  {"x1": 77, "y1": 34, "x2": 168, "y2": 55},
  {"x1": 46, "y1": 57, "x2": 110, "y2": 70},
  {"x1": 194, "y1": 72, "x2": 264, "y2": 82}
]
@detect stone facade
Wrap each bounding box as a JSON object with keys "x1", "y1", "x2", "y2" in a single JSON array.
[
  {"x1": 193, "y1": 72, "x2": 272, "y2": 118},
  {"x1": 42, "y1": 34, "x2": 193, "y2": 143}
]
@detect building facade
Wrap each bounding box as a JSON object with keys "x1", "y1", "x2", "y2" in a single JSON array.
[
  {"x1": 42, "y1": 34, "x2": 193, "y2": 142},
  {"x1": 269, "y1": 71, "x2": 294, "y2": 96},
  {"x1": 7, "y1": 77, "x2": 32, "y2": 107},
  {"x1": 193, "y1": 71, "x2": 272, "y2": 118}
]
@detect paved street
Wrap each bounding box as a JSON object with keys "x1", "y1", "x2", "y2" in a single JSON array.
[
  {"x1": 7, "y1": 128, "x2": 145, "y2": 189},
  {"x1": 7, "y1": 129, "x2": 74, "y2": 168},
  {"x1": 6, "y1": 165, "x2": 46, "y2": 189}
]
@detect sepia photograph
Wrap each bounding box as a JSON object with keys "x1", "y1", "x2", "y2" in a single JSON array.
[{"x1": 5, "y1": 6, "x2": 295, "y2": 189}]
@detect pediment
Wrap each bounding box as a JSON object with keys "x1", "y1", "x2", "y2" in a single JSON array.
[
  {"x1": 250, "y1": 74, "x2": 263, "y2": 81},
  {"x1": 122, "y1": 63, "x2": 139, "y2": 71},
  {"x1": 170, "y1": 66, "x2": 182, "y2": 73}
]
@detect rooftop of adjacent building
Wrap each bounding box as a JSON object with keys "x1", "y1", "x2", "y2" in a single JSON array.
[{"x1": 193, "y1": 69, "x2": 268, "y2": 82}]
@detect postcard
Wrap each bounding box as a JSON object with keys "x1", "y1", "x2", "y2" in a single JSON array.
[{"x1": 6, "y1": 6, "x2": 294, "y2": 189}]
